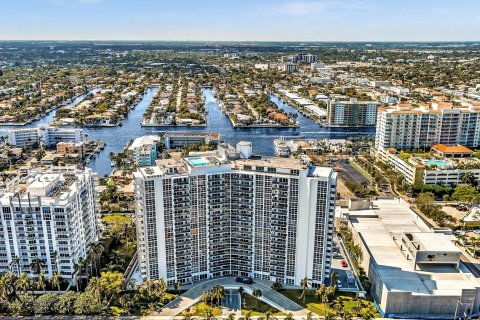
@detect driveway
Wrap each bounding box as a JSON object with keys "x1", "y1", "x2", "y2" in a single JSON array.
[{"x1": 155, "y1": 277, "x2": 310, "y2": 316}]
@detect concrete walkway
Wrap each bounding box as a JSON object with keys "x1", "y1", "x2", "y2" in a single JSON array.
[{"x1": 156, "y1": 277, "x2": 310, "y2": 317}]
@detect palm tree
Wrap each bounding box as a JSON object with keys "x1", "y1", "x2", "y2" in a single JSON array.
[
  {"x1": 284, "y1": 313, "x2": 294, "y2": 320},
  {"x1": 360, "y1": 309, "x2": 374, "y2": 320},
  {"x1": 252, "y1": 289, "x2": 262, "y2": 308},
  {"x1": 330, "y1": 272, "x2": 339, "y2": 286},
  {"x1": 174, "y1": 281, "x2": 181, "y2": 295},
  {"x1": 29, "y1": 258, "x2": 44, "y2": 276},
  {"x1": 16, "y1": 273, "x2": 31, "y2": 294},
  {"x1": 342, "y1": 310, "x2": 353, "y2": 320},
  {"x1": 324, "y1": 311, "x2": 335, "y2": 320},
  {"x1": 9, "y1": 256, "x2": 20, "y2": 275},
  {"x1": 314, "y1": 284, "x2": 329, "y2": 319},
  {"x1": 332, "y1": 299, "x2": 344, "y2": 317},
  {"x1": 49, "y1": 271, "x2": 62, "y2": 291},
  {"x1": 0, "y1": 272, "x2": 17, "y2": 301},
  {"x1": 227, "y1": 313, "x2": 236, "y2": 320},
  {"x1": 88, "y1": 277, "x2": 103, "y2": 303},
  {"x1": 201, "y1": 291, "x2": 212, "y2": 307},
  {"x1": 299, "y1": 276, "x2": 311, "y2": 303},
  {"x1": 204, "y1": 308, "x2": 216, "y2": 320},
  {"x1": 461, "y1": 171, "x2": 476, "y2": 186},
  {"x1": 262, "y1": 310, "x2": 276, "y2": 320},
  {"x1": 73, "y1": 257, "x2": 86, "y2": 291},
  {"x1": 244, "y1": 311, "x2": 252, "y2": 320},
  {"x1": 211, "y1": 285, "x2": 225, "y2": 307},
  {"x1": 36, "y1": 272, "x2": 46, "y2": 293},
  {"x1": 237, "y1": 286, "x2": 245, "y2": 307}
]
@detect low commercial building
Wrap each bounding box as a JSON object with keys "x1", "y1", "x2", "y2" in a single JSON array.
[
  {"x1": 326, "y1": 98, "x2": 379, "y2": 127},
  {"x1": 56, "y1": 141, "x2": 85, "y2": 157},
  {"x1": 161, "y1": 132, "x2": 220, "y2": 149},
  {"x1": 339, "y1": 198, "x2": 480, "y2": 318},
  {"x1": 0, "y1": 167, "x2": 98, "y2": 281}
]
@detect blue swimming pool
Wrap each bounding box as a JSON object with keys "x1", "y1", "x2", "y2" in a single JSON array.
[
  {"x1": 424, "y1": 160, "x2": 449, "y2": 166},
  {"x1": 188, "y1": 157, "x2": 210, "y2": 167}
]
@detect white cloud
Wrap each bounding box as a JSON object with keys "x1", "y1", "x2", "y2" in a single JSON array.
[{"x1": 269, "y1": 0, "x2": 368, "y2": 16}]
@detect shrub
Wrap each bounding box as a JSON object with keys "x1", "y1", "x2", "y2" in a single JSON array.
[
  {"x1": 10, "y1": 294, "x2": 36, "y2": 316},
  {"x1": 35, "y1": 293, "x2": 59, "y2": 315},
  {"x1": 55, "y1": 291, "x2": 78, "y2": 315}
]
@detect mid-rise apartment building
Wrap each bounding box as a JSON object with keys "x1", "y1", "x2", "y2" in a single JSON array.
[
  {"x1": 0, "y1": 167, "x2": 98, "y2": 280},
  {"x1": 134, "y1": 148, "x2": 337, "y2": 287},
  {"x1": 326, "y1": 98, "x2": 379, "y2": 127},
  {"x1": 375, "y1": 101, "x2": 480, "y2": 150},
  {"x1": 127, "y1": 135, "x2": 160, "y2": 167},
  {"x1": 8, "y1": 126, "x2": 83, "y2": 147}
]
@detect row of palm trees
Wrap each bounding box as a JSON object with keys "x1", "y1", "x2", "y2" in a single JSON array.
[
  {"x1": 73, "y1": 242, "x2": 104, "y2": 291},
  {"x1": 0, "y1": 270, "x2": 64, "y2": 302},
  {"x1": 200, "y1": 285, "x2": 226, "y2": 308}
]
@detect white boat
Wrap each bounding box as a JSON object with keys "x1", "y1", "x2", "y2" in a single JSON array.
[
  {"x1": 274, "y1": 137, "x2": 290, "y2": 157},
  {"x1": 111, "y1": 161, "x2": 115, "y2": 167}
]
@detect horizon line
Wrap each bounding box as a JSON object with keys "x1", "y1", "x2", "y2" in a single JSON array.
[{"x1": 1, "y1": 39, "x2": 480, "y2": 43}]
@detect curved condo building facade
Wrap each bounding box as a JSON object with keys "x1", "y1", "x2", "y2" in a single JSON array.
[{"x1": 133, "y1": 152, "x2": 337, "y2": 286}]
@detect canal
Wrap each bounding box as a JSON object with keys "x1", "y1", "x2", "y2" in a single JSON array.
[{"x1": 1, "y1": 87, "x2": 374, "y2": 176}]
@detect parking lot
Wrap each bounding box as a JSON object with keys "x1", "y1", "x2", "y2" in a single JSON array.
[{"x1": 330, "y1": 233, "x2": 359, "y2": 291}]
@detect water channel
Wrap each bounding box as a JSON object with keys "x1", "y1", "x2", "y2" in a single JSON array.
[{"x1": 1, "y1": 87, "x2": 374, "y2": 176}]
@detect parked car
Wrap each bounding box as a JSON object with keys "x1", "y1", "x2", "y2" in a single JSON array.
[
  {"x1": 236, "y1": 276, "x2": 253, "y2": 284},
  {"x1": 341, "y1": 260, "x2": 348, "y2": 268},
  {"x1": 336, "y1": 279, "x2": 343, "y2": 288}
]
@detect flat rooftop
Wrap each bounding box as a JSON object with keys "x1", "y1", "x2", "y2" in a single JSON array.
[
  {"x1": 163, "y1": 132, "x2": 221, "y2": 139},
  {"x1": 234, "y1": 157, "x2": 308, "y2": 170},
  {"x1": 348, "y1": 198, "x2": 480, "y2": 296}
]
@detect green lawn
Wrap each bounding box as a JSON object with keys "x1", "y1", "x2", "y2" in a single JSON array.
[
  {"x1": 278, "y1": 289, "x2": 379, "y2": 318},
  {"x1": 182, "y1": 302, "x2": 222, "y2": 317},
  {"x1": 241, "y1": 294, "x2": 285, "y2": 316}
]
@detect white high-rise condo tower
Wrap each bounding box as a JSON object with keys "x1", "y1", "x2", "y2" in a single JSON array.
[
  {"x1": 0, "y1": 167, "x2": 98, "y2": 281},
  {"x1": 134, "y1": 147, "x2": 337, "y2": 287}
]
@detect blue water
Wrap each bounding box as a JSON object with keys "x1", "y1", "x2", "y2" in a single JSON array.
[
  {"x1": 424, "y1": 160, "x2": 449, "y2": 166},
  {"x1": 1, "y1": 87, "x2": 374, "y2": 176},
  {"x1": 187, "y1": 157, "x2": 210, "y2": 167}
]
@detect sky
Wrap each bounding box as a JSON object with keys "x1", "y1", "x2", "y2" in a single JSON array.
[{"x1": 1, "y1": 0, "x2": 480, "y2": 41}]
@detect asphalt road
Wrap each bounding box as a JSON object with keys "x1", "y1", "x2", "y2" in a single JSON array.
[{"x1": 335, "y1": 161, "x2": 369, "y2": 185}]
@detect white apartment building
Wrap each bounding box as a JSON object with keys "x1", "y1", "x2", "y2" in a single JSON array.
[
  {"x1": 326, "y1": 98, "x2": 379, "y2": 127},
  {"x1": 0, "y1": 167, "x2": 98, "y2": 281},
  {"x1": 127, "y1": 135, "x2": 160, "y2": 167},
  {"x1": 375, "y1": 102, "x2": 480, "y2": 150},
  {"x1": 134, "y1": 151, "x2": 337, "y2": 287},
  {"x1": 7, "y1": 126, "x2": 83, "y2": 147},
  {"x1": 377, "y1": 146, "x2": 480, "y2": 186}
]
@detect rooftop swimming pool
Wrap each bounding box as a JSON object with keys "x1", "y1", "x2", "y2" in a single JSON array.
[
  {"x1": 188, "y1": 157, "x2": 210, "y2": 167},
  {"x1": 424, "y1": 160, "x2": 449, "y2": 166}
]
